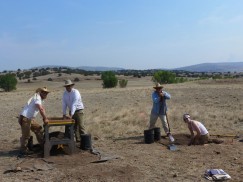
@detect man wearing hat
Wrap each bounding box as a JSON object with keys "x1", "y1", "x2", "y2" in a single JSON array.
[
  {"x1": 62, "y1": 79, "x2": 86, "y2": 142},
  {"x1": 18, "y1": 87, "x2": 50, "y2": 155},
  {"x1": 149, "y1": 83, "x2": 175, "y2": 142}
]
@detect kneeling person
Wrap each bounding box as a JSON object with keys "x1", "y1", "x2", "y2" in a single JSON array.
[{"x1": 183, "y1": 114, "x2": 209, "y2": 145}]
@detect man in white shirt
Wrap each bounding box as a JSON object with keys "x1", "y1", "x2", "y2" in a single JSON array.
[
  {"x1": 18, "y1": 87, "x2": 50, "y2": 155},
  {"x1": 62, "y1": 80, "x2": 86, "y2": 142}
]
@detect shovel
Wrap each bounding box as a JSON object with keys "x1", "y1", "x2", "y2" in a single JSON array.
[{"x1": 165, "y1": 112, "x2": 177, "y2": 151}]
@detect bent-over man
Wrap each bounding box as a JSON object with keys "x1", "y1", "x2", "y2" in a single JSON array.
[
  {"x1": 18, "y1": 87, "x2": 50, "y2": 155},
  {"x1": 62, "y1": 79, "x2": 86, "y2": 142}
]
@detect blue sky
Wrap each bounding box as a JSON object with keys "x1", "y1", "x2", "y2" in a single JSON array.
[{"x1": 1, "y1": 0, "x2": 243, "y2": 71}]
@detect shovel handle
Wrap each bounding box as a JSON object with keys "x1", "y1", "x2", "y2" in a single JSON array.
[{"x1": 166, "y1": 112, "x2": 171, "y2": 133}]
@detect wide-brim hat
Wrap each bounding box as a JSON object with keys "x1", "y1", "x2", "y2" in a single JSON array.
[
  {"x1": 36, "y1": 87, "x2": 50, "y2": 93},
  {"x1": 64, "y1": 79, "x2": 75, "y2": 87},
  {"x1": 153, "y1": 83, "x2": 163, "y2": 89}
]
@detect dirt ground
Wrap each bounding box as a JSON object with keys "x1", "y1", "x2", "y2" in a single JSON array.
[{"x1": 0, "y1": 75, "x2": 242, "y2": 182}]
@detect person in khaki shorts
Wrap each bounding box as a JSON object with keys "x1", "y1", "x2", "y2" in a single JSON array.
[
  {"x1": 62, "y1": 80, "x2": 86, "y2": 142},
  {"x1": 18, "y1": 87, "x2": 50, "y2": 155},
  {"x1": 183, "y1": 114, "x2": 209, "y2": 146}
]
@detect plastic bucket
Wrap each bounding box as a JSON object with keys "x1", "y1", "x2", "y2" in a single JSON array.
[
  {"x1": 154, "y1": 127, "x2": 161, "y2": 141},
  {"x1": 80, "y1": 134, "x2": 92, "y2": 150},
  {"x1": 144, "y1": 129, "x2": 154, "y2": 144}
]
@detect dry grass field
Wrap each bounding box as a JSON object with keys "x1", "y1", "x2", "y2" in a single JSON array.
[{"x1": 0, "y1": 74, "x2": 242, "y2": 182}]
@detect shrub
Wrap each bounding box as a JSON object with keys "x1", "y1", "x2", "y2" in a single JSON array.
[
  {"x1": 119, "y1": 79, "x2": 128, "y2": 88},
  {"x1": 74, "y1": 77, "x2": 80, "y2": 82},
  {"x1": 101, "y1": 71, "x2": 118, "y2": 88},
  {"x1": 0, "y1": 74, "x2": 18, "y2": 92},
  {"x1": 47, "y1": 78, "x2": 53, "y2": 81}
]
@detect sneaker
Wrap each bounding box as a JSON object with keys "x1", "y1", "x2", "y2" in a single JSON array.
[{"x1": 168, "y1": 134, "x2": 175, "y2": 143}]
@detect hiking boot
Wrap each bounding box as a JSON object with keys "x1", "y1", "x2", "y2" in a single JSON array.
[
  {"x1": 27, "y1": 136, "x2": 34, "y2": 151},
  {"x1": 19, "y1": 150, "x2": 34, "y2": 156}
]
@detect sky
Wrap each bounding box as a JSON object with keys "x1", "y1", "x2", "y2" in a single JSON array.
[{"x1": 1, "y1": 0, "x2": 243, "y2": 71}]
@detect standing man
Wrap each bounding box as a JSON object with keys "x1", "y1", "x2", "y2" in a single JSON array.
[
  {"x1": 62, "y1": 79, "x2": 86, "y2": 142},
  {"x1": 18, "y1": 87, "x2": 50, "y2": 155},
  {"x1": 149, "y1": 83, "x2": 175, "y2": 142}
]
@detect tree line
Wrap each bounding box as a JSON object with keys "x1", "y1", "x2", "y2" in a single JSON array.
[{"x1": 1, "y1": 66, "x2": 242, "y2": 91}]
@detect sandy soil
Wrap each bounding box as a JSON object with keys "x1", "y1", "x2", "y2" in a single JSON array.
[{"x1": 0, "y1": 75, "x2": 242, "y2": 182}]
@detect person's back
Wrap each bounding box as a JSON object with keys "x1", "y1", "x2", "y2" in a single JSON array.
[
  {"x1": 20, "y1": 93, "x2": 42, "y2": 119},
  {"x1": 190, "y1": 120, "x2": 208, "y2": 136}
]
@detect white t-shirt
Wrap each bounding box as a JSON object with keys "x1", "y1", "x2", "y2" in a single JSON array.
[
  {"x1": 62, "y1": 88, "x2": 84, "y2": 116},
  {"x1": 20, "y1": 93, "x2": 43, "y2": 119},
  {"x1": 191, "y1": 121, "x2": 208, "y2": 135}
]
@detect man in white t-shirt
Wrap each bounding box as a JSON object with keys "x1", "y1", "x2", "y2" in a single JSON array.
[
  {"x1": 62, "y1": 80, "x2": 86, "y2": 142},
  {"x1": 183, "y1": 114, "x2": 209, "y2": 145},
  {"x1": 18, "y1": 87, "x2": 50, "y2": 155}
]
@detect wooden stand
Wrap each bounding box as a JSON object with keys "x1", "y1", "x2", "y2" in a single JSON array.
[{"x1": 44, "y1": 117, "x2": 75, "y2": 158}]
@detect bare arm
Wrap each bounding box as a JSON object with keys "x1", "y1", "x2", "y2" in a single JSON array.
[
  {"x1": 191, "y1": 121, "x2": 201, "y2": 144},
  {"x1": 188, "y1": 123, "x2": 195, "y2": 146},
  {"x1": 36, "y1": 104, "x2": 49, "y2": 124}
]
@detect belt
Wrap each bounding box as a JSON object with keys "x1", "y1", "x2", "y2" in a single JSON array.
[
  {"x1": 20, "y1": 115, "x2": 30, "y2": 120},
  {"x1": 75, "y1": 109, "x2": 83, "y2": 113}
]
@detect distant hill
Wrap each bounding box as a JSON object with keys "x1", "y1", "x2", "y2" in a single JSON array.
[
  {"x1": 25, "y1": 62, "x2": 243, "y2": 73},
  {"x1": 173, "y1": 62, "x2": 243, "y2": 72},
  {"x1": 77, "y1": 66, "x2": 124, "y2": 71}
]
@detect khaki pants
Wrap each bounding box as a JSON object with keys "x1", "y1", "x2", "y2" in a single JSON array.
[
  {"x1": 19, "y1": 115, "x2": 44, "y2": 152},
  {"x1": 149, "y1": 113, "x2": 170, "y2": 134},
  {"x1": 72, "y1": 110, "x2": 86, "y2": 142},
  {"x1": 199, "y1": 133, "x2": 209, "y2": 145}
]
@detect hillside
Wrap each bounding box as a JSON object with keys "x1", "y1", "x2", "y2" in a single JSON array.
[
  {"x1": 174, "y1": 62, "x2": 243, "y2": 72},
  {"x1": 4, "y1": 62, "x2": 243, "y2": 73}
]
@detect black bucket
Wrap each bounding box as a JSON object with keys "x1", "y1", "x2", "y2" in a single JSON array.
[
  {"x1": 144, "y1": 129, "x2": 154, "y2": 144},
  {"x1": 80, "y1": 134, "x2": 92, "y2": 150},
  {"x1": 154, "y1": 127, "x2": 161, "y2": 141}
]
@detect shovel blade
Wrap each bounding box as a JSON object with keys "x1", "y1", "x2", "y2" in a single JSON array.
[{"x1": 168, "y1": 144, "x2": 177, "y2": 151}]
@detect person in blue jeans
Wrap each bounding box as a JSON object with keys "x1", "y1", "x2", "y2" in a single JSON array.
[{"x1": 148, "y1": 83, "x2": 174, "y2": 142}]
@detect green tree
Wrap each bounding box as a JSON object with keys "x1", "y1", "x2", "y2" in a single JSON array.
[
  {"x1": 152, "y1": 71, "x2": 177, "y2": 84},
  {"x1": 74, "y1": 77, "x2": 80, "y2": 82},
  {"x1": 101, "y1": 71, "x2": 118, "y2": 88},
  {"x1": 0, "y1": 74, "x2": 18, "y2": 92}
]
